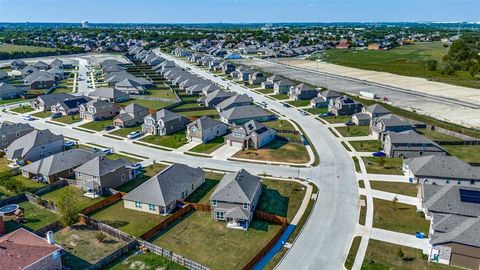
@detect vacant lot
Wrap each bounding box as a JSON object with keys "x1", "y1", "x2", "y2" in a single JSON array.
[
  {"x1": 140, "y1": 129, "x2": 188, "y2": 149},
  {"x1": 56, "y1": 225, "x2": 126, "y2": 270},
  {"x1": 107, "y1": 252, "x2": 187, "y2": 270},
  {"x1": 443, "y1": 145, "x2": 480, "y2": 163},
  {"x1": 233, "y1": 140, "x2": 309, "y2": 164},
  {"x1": 362, "y1": 157, "x2": 404, "y2": 175},
  {"x1": 373, "y1": 198, "x2": 430, "y2": 235},
  {"x1": 336, "y1": 126, "x2": 370, "y2": 137},
  {"x1": 370, "y1": 181, "x2": 419, "y2": 197},
  {"x1": 150, "y1": 211, "x2": 281, "y2": 270},
  {"x1": 89, "y1": 200, "x2": 166, "y2": 237},
  {"x1": 349, "y1": 140, "x2": 382, "y2": 152},
  {"x1": 0, "y1": 44, "x2": 58, "y2": 53},
  {"x1": 361, "y1": 239, "x2": 456, "y2": 270}
]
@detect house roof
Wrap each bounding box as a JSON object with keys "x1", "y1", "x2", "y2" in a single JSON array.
[
  {"x1": 405, "y1": 155, "x2": 480, "y2": 181},
  {"x1": 149, "y1": 109, "x2": 186, "y2": 122},
  {"x1": 21, "y1": 148, "x2": 102, "y2": 176},
  {"x1": 33, "y1": 61, "x2": 49, "y2": 69},
  {"x1": 225, "y1": 207, "x2": 250, "y2": 220},
  {"x1": 321, "y1": 90, "x2": 342, "y2": 98},
  {"x1": 431, "y1": 216, "x2": 480, "y2": 247},
  {"x1": 0, "y1": 82, "x2": 28, "y2": 95},
  {"x1": 54, "y1": 96, "x2": 91, "y2": 110},
  {"x1": 74, "y1": 156, "x2": 131, "y2": 177},
  {"x1": 122, "y1": 103, "x2": 148, "y2": 114},
  {"x1": 210, "y1": 169, "x2": 261, "y2": 204},
  {"x1": 293, "y1": 83, "x2": 314, "y2": 92},
  {"x1": 220, "y1": 105, "x2": 273, "y2": 121},
  {"x1": 204, "y1": 90, "x2": 235, "y2": 104},
  {"x1": 386, "y1": 130, "x2": 442, "y2": 146},
  {"x1": 216, "y1": 94, "x2": 252, "y2": 110},
  {"x1": 84, "y1": 99, "x2": 117, "y2": 110},
  {"x1": 24, "y1": 71, "x2": 56, "y2": 85},
  {"x1": 89, "y1": 88, "x2": 128, "y2": 99},
  {"x1": 375, "y1": 114, "x2": 411, "y2": 128},
  {"x1": 0, "y1": 228, "x2": 61, "y2": 270},
  {"x1": 365, "y1": 104, "x2": 390, "y2": 115},
  {"x1": 35, "y1": 93, "x2": 75, "y2": 107},
  {"x1": 123, "y1": 163, "x2": 204, "y2": 207},
  {"x1": 0, "y1": 122, "x2": 33, "y2": 136},
  {"x1": 187, "y1": 116, "x2": 227, "y2": 131},
  {"x1": 6, "y1": 129, "x2": 63, "y2": 160}
]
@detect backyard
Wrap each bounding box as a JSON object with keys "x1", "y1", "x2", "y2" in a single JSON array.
[
  {"x1": 106, "y1": 252, "x2": 188, "y2": 270},
  {"x1": 443, "y1": 145, "x2": 480, "y2": 163},
  {"x1": 41, "y1": 185, "x2": 105, "y2": 212},
  {"x1": 3, "y1": 201, "x2": 58, "y2": 233},
  {"x1": 373, "y1": 198, "x2": 430, "y2": 235}
]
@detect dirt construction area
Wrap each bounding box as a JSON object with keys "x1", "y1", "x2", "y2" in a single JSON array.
[{"x1": 240, "y1": 58, "x2": 480, "y2": 129}]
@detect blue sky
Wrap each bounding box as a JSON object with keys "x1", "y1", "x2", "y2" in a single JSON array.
[{"x1": 0, "y1": 0, "x2": 479, "y2": 23}]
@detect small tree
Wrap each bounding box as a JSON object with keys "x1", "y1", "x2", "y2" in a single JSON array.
[
  {"x1": 94, "y1": 232, "x2": 107, "y2": 243},
  {"x1": 57, "y1": 188, "x2": 79, "y2": 227},
  {"x1": 397, "y1": 248, "x2": 405, "y2": 259}
]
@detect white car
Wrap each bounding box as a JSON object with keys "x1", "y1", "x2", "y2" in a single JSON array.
[
  {"x1": 127, "y1": 131, "x2": 143, "y2": 140},
  {"x1": 64, "y1": 140, "x2": 77, "y2": 148},
  {"x1": 23, "y1": 115, "x2": 34, "y2": 121}
]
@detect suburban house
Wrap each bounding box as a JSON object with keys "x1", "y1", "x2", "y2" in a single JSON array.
[
  {"x1": 0, "y1": 228, "x2": 62, "y2": 270},
  {"x1": 10, "y1": 59, "x2": 26, "y2": 70},
  {"x1": 273, "y1": 79, "x2": 295, "y2": 94},
  {"x1": 419, "y1": 184, "x2": 480, "y2": 269},
  {"x1": 248, "y1": 72, "x2": 266, "y2": 85},
  {"x1": 289, "y1": 83, "x2": 318, "y2": 100},
  {"x1": 79, "y1": 99, "x2": 120, "y2": 121},
  {"x1": 186, "y1": 116, "x2": 229, "y2": 144},
  {"x1": 403, "y1": 155, "x2": 480, "y2": 186},
  {"x1": 33, "y1": 61, "x2": 50, "y2": 70},
  {"x1": 352, "y1": 104, "x2": 391, "y2": 126},
  {"x1": 21, "y1": 148, "x2": 101, "y2": 184},
  {"x1": 0, "y1": 82, "x2": 28, "y2": 100},
  {"x1": 23, "y1": 71, "x2": 56, "y2": 90},
  {"x1": 319, "y1": 90, "x2": 342, "y2": 102},
  {"x1": 114, "y1": 78, "x2": 147, "y2": 94},
  {"x1": 50, "y1": 58, "x2": 64, "y2": 69},
  {"x1": 113, "y1": 103, "x2": 149, "y2": 128},
  {"x1": 219, "y1": 105, "x2": 275, "y2": 125},
  {"x1": 210, "y1": 169, "x2": 262, "y2": 230},
  {"x1": 370, "y1": 114, "x2": 413, "y2": 139},
  {"x1": 261, "y1": 75, "x2": 283, "y2": 89},
  {"x1": 383, "y1": 130, "x2": 446, "y2": 158},
  {"x1": 224, "y1": 120, "x2": 276, "y2": 149},
  {"x1": 123, "y1": 164, "x2": 205, "y2": 215},
  {"x1": 215, "y1": 94, "x2": 253, "y2": 112},
  {"x1": 5, "y1": 129, "x2": 64, "y2": 165},
  {"x1": 328, "y1": 96, "x2": 363, "y2": 116},
  {"x1": 31, "y1": 93, "x2": 74, "y2": 111},
  {"x1": 0, "y1": 122, "x2": 34, "y2": 150},
  {"x1": 203, "y1": 90, "x2": 235, "y2": 108},
  {"x1": 50, "y1": 96, "x2": 91, "y2": 115},
  {"x1": 20, "y1": 66, "x2": 38, "y2": 76},
  {"x1": 74, "y1": 156, "x2": 135, "y2": 194},
  {"x1": 220, "y1": 61, "x2": 235, "y2": 74},
  {"x1": 142, "y1": 109, "x2": 190, "y2": 136},
  {"x1": 88, "y1": 88, "x2": 130, "y2": 103},
  {"x1": 310, "y1": 96, "x2": 329, "y2": 108}
]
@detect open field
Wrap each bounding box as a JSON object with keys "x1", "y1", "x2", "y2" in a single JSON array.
[
  {"x1": 373, "y1": 198, "x2": 430, "y2": 235},
  {"x1": 150, "y1": 211, "x2": 281, "y2": 270},
  {"x1": 370, "y1": 181, "x2": 419, "y2": 197},
  {"x1": 56, "y1": 225, "x2": 126, "y2": 270},
  {"x1": 233, "y1": 140, "x2": 309, "y2": 164},
  {"x1": 0, "y1": 44, "x2": 59, "y2": 53}
]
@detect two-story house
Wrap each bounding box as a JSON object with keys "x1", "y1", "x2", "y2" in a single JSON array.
[
  {"x1": 289, "y1": 83, "x2": 318, "y2": 100},
  {"x1": 0, "y1": 122, "x2": 34, "y2": 150},
  {"x1": 215, "y1": 94, "x2": 253, "y2": 112},
  {"x1": 328, "y1": 96, "x2": 363, "y2": 116},
  {"x1": 79, "y1": 99, "x2": 120, "y2": 121},
  {"x1": 370, "y1": 114, "x2": 413, "y2": 139},
  {"x1": 224, "y1": 120, "x2": 276, "y2": 149},
  {"x1": 186, "y1": 116, "x2": 229, "y2": 144},
  {"x1": 383, "y1": 130, "x2": 446, "y2": 158},
  {"x1": 50, "y1": 96, "x2": 91, "y2": 115},
  {"x1": 113, "y1": 103, "x2": 149, "y2": 128},
  {"x1": 142, "y1": 109, "x2": 190, "y2": 136}
]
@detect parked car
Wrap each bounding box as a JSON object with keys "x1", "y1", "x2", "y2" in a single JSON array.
[
  {"x1": 282, "y1": 103, "x2": 291, "y2": 108},
  {"x1": 344, "y1": 120, "x2": 354, "y2": 126},
  {"x1": 319, "y1": 112, "x2": 334, "y2": 117},
  {"x1": 104, "y1": 125, "x2": 115, "y2": 131},
  {"x1": 102, "y1": 148, "x2": 113, "y2": 155},
  {"x1": 64, "y1": 140, "x2": 77, "y2": 148},
  {"x1": 127, "y1": 131, "x2": 143, "y2": 140},
  {"x1": 127, "y1": 163, "x2": 142, "y2": 171},
  {"x1": 51, "y1": 112, "x2": 62, "y2": 119},
  {"x1": 23, "y1": 115, "x2": 34, "y2": 121},
  {"x1": 372, "y1": 151, "x2": 386, "y2": 157},
  {"x1": 300, "y1": 110, "x2": 309, "y2": 116}
]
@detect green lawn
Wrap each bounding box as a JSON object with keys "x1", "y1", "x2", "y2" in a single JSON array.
[
  {"x1": 256, "y1": 88, "x2": 274, "y2": 94},
  {"x1": 0, "y1": 44, "x2": 58, "y2": 53},
  {"x1": 177, "y1": 109, "x2": 218, "y2": 118},
  {"x1": 4, "y1": 201, "x2": 58, "y2": 233},
  {"x1": 233, "y1": 140, "x2": 310, "y2": 164},
  {"x1": 41, "y1": 186, "x2": 106, "y2": 212},
  {"x1": 359, "y1": 195, "x2": 367, "y2": 225},
  {"x1": 0, "y1": 98, "x2": 27, "y2": 105},
  {"x1": 118, "y1": 99, "x2": 174, "y2": 110},
  {"x1": 31, "y1": 111, "x2": 52, "y2": 118},
  {"x1": 311, "y1": 42, "x2": 479, "y2": 89},
  {"x1": 109, "y1": 125, "x2": 142, "y2": 138},
  {"x1": 263, "y1": 119, "x2": 296, "y2": 131},
  {"x1": 89, "y1": 200, "x2": 167, "y2": 237},
  {"x1": 106, "y1": 153, "x2": 142, "y2": 163},
  {"x1": 106, "y1": 252, "x2": 188, "y2": 270},
  {"x1": 336, "y1": 126, "x2": 370, "y2": 137},
  {"x1": 55, "y1": 225, "x2": 126, "y2": 270},
  {"x1": 370, "y1": 181, "x2": 419, "y2": 197},
  {"x1": 285, "y1": 100, "x2": 310, "y2": 107},
  {"x1": 320, "y1": 115, "x2": 352, "y2": 124},
  {"x1": 148, "y1": 89, "x2": 176, "y2": 99},
  {"x1": 52, "y1": 114, "x2": 82, "y2": 124},
  {"x1": 443, "y1": 145, "x2": 480, "y2": 163},
  {"x1": 345, "y1": 236, "x2": 361, "y2": 269},
  {"x1": 270, "y1": 94, "x2": 290, "y2": 100},
  {"x1": 361, "y1": 239, "x2": 457, "y2": 270},
  {"x1": 115, "y1": 163, "x2": 168, "y2": 193},
  {"x1": 189, "y1": 136, "x2": 225, "y2": 154},
  {"x1": 171, "y1": 102, "x2": 201, "y2": 110},
  {"x1": 258, "y1": 179, "x2": 306, "y2": 221},
  {"x1": 10, "y1": 105, "x2": 34, "y2": 114},
  {"x1": 139, "y1": 129, "x2": 188, "y2": 149},
  {"x1": 349, "y1": 140, "x2": 382, "y2": 152},
  {"x1": 373, "y1": 198, "x2": 430, "y2": 235},
  {"x1": 79, "y1": 118, "x2": 114, "y2": 131},
  {"x1": 150, "y1": 211, "x2": 281, "y2": 270},
  {"x1": 362, "y1": 157, "x2": 404, "y2": 175},
  {"x1": 416, "y1": 128, "x2": 463, "y2": 142},
  {"x1": 305, "y1": 107, "x2": 328, "y2": 115}
]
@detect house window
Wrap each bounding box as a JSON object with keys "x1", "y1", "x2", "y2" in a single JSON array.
[
  {"x1": 243, "y1": 203, "x2": 248, "y2": 209},
  {"x1": 215, "y1": 211, "x2": 224, "y2": 220},
  {"x1": 121, "y1": 174, "x2": 125, "y2": 181},
  {"x1": 1, "y1": 135, "x2": 5, "y2": 140},
  {"x1": 148, "y1": 204, "x2": 156, "y2": 211},
  {"x1": 93, "y1": 176, "x2": 97, "y2": 180},
  {"x1": 212, "y1": 200, "x2": 217, "y2": 206},
  {"x1": 471, "y1": 180, "x2": 475, "y2": 185},
  {"x1": 135, "y1": 201, "x2": 141, "y2": 208}
]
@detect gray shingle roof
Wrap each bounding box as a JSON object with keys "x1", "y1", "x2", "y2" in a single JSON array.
[
  {"x1": 366, "y1": 104, "x2": 390, "y2": 115},
  {"x1": 149, "y1": 109, "x2": 186, "y2": 122},
  {"x1": 0, "y1": 122, "x2": 33, "y2": 137},
  {"x1": 210, "y1": 169, "x2": 261, "y2": 204},
  {"x1": 6, "y1": 130, "x2": 64, "y2": 160},
  {"x1": 405, "y1": 155, "x2": 479, "y2": 181},
  {"x1": 74, "y1": 156, "x2": 131, "y2": 177},
  {"x1": 123, "y1": 163, "x2": 204, "y2": 207},
  {"x1": 89, "y1": 88, "x2": 128, "y2": 99},
  {"x1": 187, "y1": 116, "x2": 226, "y2": 132},
  {"x1": 220, "y1": 105, "x2": 273, "y2": 121},
  {"x1": 216, "y1": 94, "x2": 252, "y2": 111}
]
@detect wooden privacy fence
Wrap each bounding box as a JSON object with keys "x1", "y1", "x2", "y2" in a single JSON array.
[
  {"x1": 139, "y1": 203, "x2": 193, "y2": 240},
  {"x1": 79, "y1": 214, "x2": 135, "y2": 243},
  {"x1": 254, "y1": 210, "x2": 288, "y2": 225},
  {"x1": 80, "y1": 192, "x2": 126, "y2": 215},
  {"x1": 85, "y1": 241, "x2": 137, "y2": 270}
]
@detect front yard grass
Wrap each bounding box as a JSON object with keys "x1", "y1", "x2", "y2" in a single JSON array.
[
  {"x1": 106, "y1": 153, "x2": 142, "y2": 163},
  {"x1": 370, "y1": 181, "x2": 419, "y2": 197},
  {"x1": 270, "y1": 94, "x2": 289, "y2": 100},
  {"x1": 52, "y1": 114, "x2": 82, "y2": 124},
  {"x1": 305, "y1": 107, "x2": 328, "y2": 115},
  {"x1": 345, "y1": 236, "x2": 361, "y2": 269},
  {"x1": 177, "y1": 109, "x2": 218, "y2": 118},
  {"x1": 373, "y1": 198, "x2": 430, "y2": 235},
  {"x1": 285, "y1": 100, "x2": 310, "y2": 107},
  {"x1": 361, "y1": 239, "x2": 456, "y2": 270},
  {"x1": 55, "y1": 225, "x2": 126, "y2": 270},
  {"x1": 263, "y1": 119, "x2": 296, "y2": 131},
  {"x1": 150, "y1": 211, "x2": 281, "y2": 270},
  {"x1": 362, "y1": 157, "x2": 404, "y2": 175},
  {"x1": 106, "y1": 252, "x2": 188, "y2": 270},
  {"x1": 109, "y1": 125, "x2": 142, "y2": 138},
  {"x1": 256, "y1": 88, "x2": 274, "y2": 94},
  {"x1": 41, "y1": 185, "x2": 105, "y2": 212},
  {"x1": 349, "y1": 140, "x2": 382, "y2": 152},
  {"x1": 89, "y1": 200, "x2": 167, "y2": 237},
  {"x1": 116, "y1": 163, "x2": 168, "y2": 193},
  {"x1": 10, "y1": 105, "x2": 34, "y2": 114},
  {"x1": 118, "y1": 99, "x2": 174, "y2": 110},
  {"x1": 443, "y1": 145, "x2": 480, "y2": 163},
  {"x1": 320, "y1": 115, "x2": 351, "y2": 124},
  {"x1": 336, "y1": 126, "x2": 370, "y2": 137},
  {"x1": 4, "y1": 201, "x2": 58, "y2": 233},
  {"x1": 31, "y1": 110, "x2": 51, "y2": 118},
  {"x1": 233, "y1": 140, "x2": 310, "y2": 164},
  {"x1": 139, "y1": 129, "x2": 188, "y2": 149},
  {"x1": 188, "y1": 136, "x2": 224, "y2": 154},
  {"x1": 79, "y1": 118, "x2": 114, "y2": 131}
]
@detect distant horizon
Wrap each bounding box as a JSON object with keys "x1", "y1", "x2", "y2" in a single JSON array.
[
  {"x1": 1, "y1": 0, "x2": 479, "y2": 24},
  {"x1": 1, "y1": 21, "x2": 480, "y2": 24}
]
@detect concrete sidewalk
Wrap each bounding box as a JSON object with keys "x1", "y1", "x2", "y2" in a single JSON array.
[
  {"x1": 370, "y1": 228, "x2": 429, "y2": 253},
  {"x1": 359, "y1": 188, "x2": 420, "y2": 207}
]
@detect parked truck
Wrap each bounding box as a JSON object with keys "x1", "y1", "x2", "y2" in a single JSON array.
[{"x1": 359, "y1": 91, "x2": 378, "y2": 99}]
